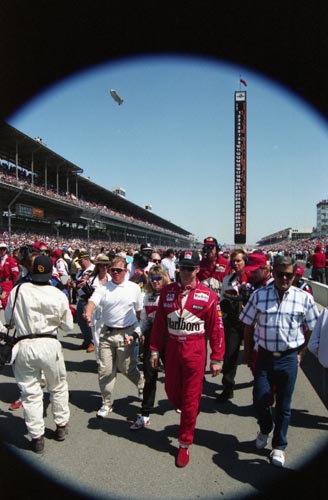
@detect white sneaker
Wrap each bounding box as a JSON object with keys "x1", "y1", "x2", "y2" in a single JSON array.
[
  {"x1": 138, "y1": 388, "x2": 144, "y2": 400},
  {"x1": 97, "y1": 404, "x2": 113, "y2": 418},
  {"x1": 130, "y1": 415, "x2": 150, "y2": 430},
  {"x1": 270, "y1": 449, "x2": 285, "y2": 467},
  {"x1": 255, "y1": 431, "x2": 269, "y2": 449}
]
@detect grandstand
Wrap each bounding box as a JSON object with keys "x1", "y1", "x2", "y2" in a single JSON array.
[
  {"x1": 0, "y1": 121, "x2": 193, "y2": 249},
  {"x1": 256, "y1": 226, "x2": 313, "y2": 246}
]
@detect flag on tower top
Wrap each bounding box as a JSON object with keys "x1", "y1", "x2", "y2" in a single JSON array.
[{"x1": 240, "y1": 78, "x2": 247, "y2": 87}]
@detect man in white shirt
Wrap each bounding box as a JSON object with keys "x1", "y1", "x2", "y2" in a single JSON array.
[
  {"x1": 161, "y1": 248, "x2": 176, "y2": 281},
  {"x1": 84, "y1": 256, "x2": 144, "y2": 417}
]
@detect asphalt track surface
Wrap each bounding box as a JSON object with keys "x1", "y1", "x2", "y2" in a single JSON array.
[{"x1": 0, "y1": 324, "x2": 327, "y2": 500}]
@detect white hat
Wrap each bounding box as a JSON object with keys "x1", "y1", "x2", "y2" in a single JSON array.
[{"x1": 0, "y1": 242, "x2": 7, "y2": 248}]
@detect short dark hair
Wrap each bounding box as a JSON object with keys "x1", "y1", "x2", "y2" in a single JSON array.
[{"x1": 273, "y1": 255, "x2": 296, "y2": 271}]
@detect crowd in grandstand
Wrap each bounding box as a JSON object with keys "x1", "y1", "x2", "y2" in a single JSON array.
[{"x1": 0, "y1": 161, "x2": 186, "y2": 239}]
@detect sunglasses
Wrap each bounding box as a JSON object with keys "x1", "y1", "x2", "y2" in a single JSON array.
[
  {"x1": 202, "y1": 245, "x2": 215, "y2": 252},
  {"x1": 110, "y1": 267, "x2": 125, "y2": 273},
  {"x1": 150, "y1": 276, "x2": 162, "y2": 282},
  {"x1": 152, "y1": 259, "x2": 161, "y2": 263},
  {"x1": 275, "y1": 271, "x2": 294, "y2": 279},
  {"x1": 179, "y1": 266, "x2": 196, "y2": 272}
]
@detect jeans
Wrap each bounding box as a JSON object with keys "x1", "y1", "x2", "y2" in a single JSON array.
[
  {"x1": 77, "y1": 299, "x2": 93, "y2": 345},
  {"x1": 254, "y1": 348, "x2": 298, "y2": 450}
]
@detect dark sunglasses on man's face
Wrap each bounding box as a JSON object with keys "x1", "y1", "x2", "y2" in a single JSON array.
[
  {"x1": 179, "y1": 266, "x2": 196, "y2": 272},
  {"x1": 275, "y1": 271, "x2": 294, "y2": 279},
  {"x1": 152, "y1": 259, "x2": 161, "y2": 263},
  {"x1": 110, "y1": 267, "x2": 125, "y2": 273},
  {"x1": 202, "y1": 245, "x2": 215, "y2": 252}
]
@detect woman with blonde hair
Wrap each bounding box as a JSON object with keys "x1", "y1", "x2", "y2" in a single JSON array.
[{"x1": 130, "y1": 265, "x2": 170, "y2": 430}]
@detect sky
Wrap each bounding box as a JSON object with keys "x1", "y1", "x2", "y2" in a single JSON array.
[{"x1": 7, "y1": 54, "x2": 328, "y2": 246}]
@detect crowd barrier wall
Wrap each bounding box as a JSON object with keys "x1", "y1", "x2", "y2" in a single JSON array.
[
  {"x1": 305, "y1": 278, "x2": 328, "y2": 308},
  {"x1": 303, "y1": 278, "x2": 328, "y2": 406}
]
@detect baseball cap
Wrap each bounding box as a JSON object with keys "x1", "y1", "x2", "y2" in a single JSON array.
[
  {"x1": 179, "y1": 250, "x2": 200, "y2": 267},
  {"x1": 244, "y1": 253, "x2": 267, "y2": 272},
  {"x1": 33, "y1": 241, "x2": 48, "y2": 251},
  {"x1": 203, "y1": 236, "x2": 218, "y2": 246},
  {"x1": 52, "y1": 248, "x2": 63, "y2": 257},
  {"x1": 31, "y1": 255, "x2": 53, "y2": 282},
  {"x1": 295, "y1": 265, "x2": 305, "y2": 276},
  {"x1": 0, "y1": 242, "x2": 7, "y2": 248},
  {"x1": 140, "y1": 243, "x2": 153, "y2": 252},
  {"x1": 315, "y1": 244, "x2": 323, "y2": 250},
  {"x1": 78, "y1": 252, "x2": 90, "y2": 260}
]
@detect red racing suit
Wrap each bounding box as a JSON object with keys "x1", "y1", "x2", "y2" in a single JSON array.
[
  {"x1": 150, "y1": 280, "x2": 225, "y2": 445},
  {"x1": 197, "y1": 255, "x2": 230, "y2": 295},
  {"x1": 0, "y1": 254, "x2": 19, "y2": 308}
]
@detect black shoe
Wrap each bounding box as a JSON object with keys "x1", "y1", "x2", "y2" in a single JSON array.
[
  {"x1": 55, "y1": 425, "x2": 68, "y2": 441},
  {"x1": 78, "y1": 341, "x2": 89, "y2": 350},
  {"x1": 216, "y1": 388, "x2": 234, "y2": 403},
  {"x1": 31, "y1": 436, "x2": 44, "y2": 453}
]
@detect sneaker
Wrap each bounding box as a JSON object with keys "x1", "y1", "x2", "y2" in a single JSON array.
[
  {"x1": 255, "y1": 431, "x2": 269, "y2": 449},
  {"x1": 130, "y1": 415, "x2": 150, "y2": 430},
  {"x1": 270, "y1": 449, "x2": 285, "y2": 467},
  {"x1": 175, "y1": 408, "x2": 182, "y2": 414},
  {"x1": 176, "y1": 446, "x2": 190, "y2": 467},
  {"x1": 9, "y1": 399, "x2": 23, "y2": 411},
  {"x1": 31, "y1": 436, "x2": 44, "y2": 454},
  {"x1": 55, "y1": 425, "x2": 68, "y2": 441},
  {"x1": 97, "y1": 404, "x2": 113, "y2": 418}
]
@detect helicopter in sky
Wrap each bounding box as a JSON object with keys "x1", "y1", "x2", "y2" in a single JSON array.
[{"x1": 109, "y1": 89, "x2": 124, "y2": 105}]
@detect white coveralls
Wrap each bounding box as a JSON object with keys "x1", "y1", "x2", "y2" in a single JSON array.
[{"x1": 5, "y1": 283, "x2": 73, "y2": 439}]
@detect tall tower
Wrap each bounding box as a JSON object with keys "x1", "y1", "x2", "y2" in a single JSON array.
[{"x1": 234, "y1": 90, "x2": 247, "y2": 245}]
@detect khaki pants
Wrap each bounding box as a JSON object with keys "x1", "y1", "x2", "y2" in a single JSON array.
[
  {"x1": 14, "y1": 338, "x2": 70, "y2": 439},
  {"x1": 98, "y1": 327, "x2": 144, "y2": 406}
]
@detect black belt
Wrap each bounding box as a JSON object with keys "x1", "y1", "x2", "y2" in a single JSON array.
[
  {"x1": 104, "y1": 325, "x2": 134, "y2": 332},
  {"x1": 16, "y1": 334, "x2": 57, "y2": 343},
  {"x1": 258, "y1": 345, "x2": 298, "y2": 358}
]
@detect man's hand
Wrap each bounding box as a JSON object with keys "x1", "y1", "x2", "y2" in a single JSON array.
[
  {"x1": 150, "y1": 352, "x2": 159, "y2": 369},
  {"x1": 83, "y1": 311, "x2": 92, "y2": 326},
  {"x1": 210, "y1": 362, "x2": 223, "y2": 377},
  {"x1": 124, "y1": 335, "x2": 135, "y2": 345}
]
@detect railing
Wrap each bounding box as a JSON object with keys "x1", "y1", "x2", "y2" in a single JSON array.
[{"x1": 303, "y1": 277, "x2": 328, "y2": 407}]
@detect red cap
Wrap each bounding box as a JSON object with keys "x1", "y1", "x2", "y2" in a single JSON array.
[
  {"x1": 295, "y1": 265, "x2": 304, "y2": 276},
  {"x1": 52, "y1": 248, "x2": 63, "y2": 257},
  {"x1": 244, "y1": 253, "x2": 267, "y2": 272},
  {"x1": 33, "y1": 241, "x2": 47, "y2": 250}
]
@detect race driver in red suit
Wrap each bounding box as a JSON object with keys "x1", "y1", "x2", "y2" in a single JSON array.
[
  {"x1": 0, "y1": 242, "x2": 19, "y2": 309},
  {"x1": 150, "y1": 250, "x2": 225, "y2": 468},
  {"x1": 197, "y1": 236, "x2": 230, "y2": 295}
]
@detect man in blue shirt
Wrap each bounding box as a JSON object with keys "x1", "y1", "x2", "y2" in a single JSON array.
[{"x1": 240, "y1": 256, "x2": 319, "y2": 467}]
